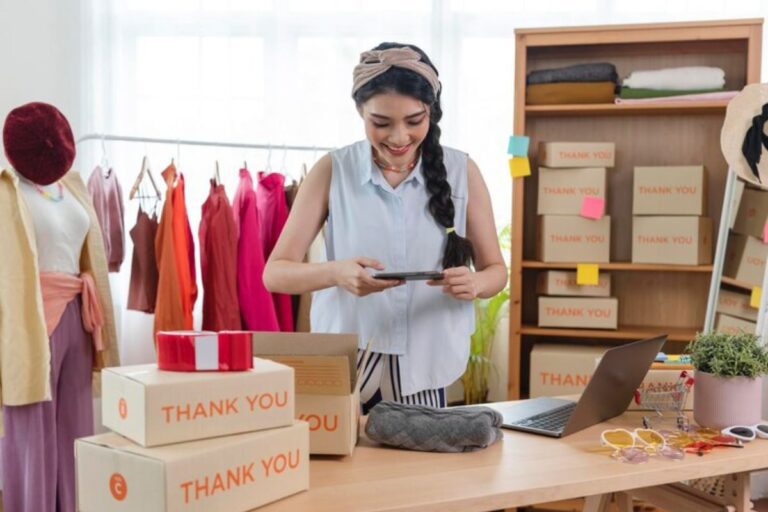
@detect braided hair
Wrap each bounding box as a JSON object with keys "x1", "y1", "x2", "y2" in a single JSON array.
[{"x1": 352, "y1": 42, "x2": 474, "y2": 269}]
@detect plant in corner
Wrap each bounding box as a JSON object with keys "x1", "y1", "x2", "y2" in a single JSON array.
[
  {"x1": 686, "y1": 331, "x2": 768, "y2": 429},
  {"x1": 461, "y1": 225, "x2": 511, "y2": 405}
]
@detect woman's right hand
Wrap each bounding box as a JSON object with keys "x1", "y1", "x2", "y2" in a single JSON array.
[{"x1": 332, "y1": 257, "x2": 403, "y2": 297}]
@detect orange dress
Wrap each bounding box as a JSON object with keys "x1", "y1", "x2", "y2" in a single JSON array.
[
  {"x1": 171, "y1": 172, "x2": 197, "y2": 329},
  {"x1": 153, "y1": 163, "x2": 196, "y2": 335}
]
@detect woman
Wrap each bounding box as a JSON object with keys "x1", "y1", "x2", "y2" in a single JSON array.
[{"x1": 264, "y1": 43, "x2": 507, "y2": 412}]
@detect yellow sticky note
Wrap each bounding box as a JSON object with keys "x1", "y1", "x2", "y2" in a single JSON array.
[
  {"x1": 751, "y1": 287, "x2": 762, "y2": 309},
  {"x1": 508, "y1": 157, "x2": 531, "y2": 178},
  {"x1": 577, "y1": 263, "x2": 599, "y2": 286}
]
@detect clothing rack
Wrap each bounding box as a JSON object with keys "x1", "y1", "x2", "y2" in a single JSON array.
[{"x1": 76, "y1": 133, "x2": 335, "y2": 152}]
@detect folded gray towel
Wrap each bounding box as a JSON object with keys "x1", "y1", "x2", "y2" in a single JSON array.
[
  {"x1": 527, "y1": 62, "x2": 618, "y2": 85},
  {"x1": 365, "y1": 401, "x2": 504, "y2": 453}
]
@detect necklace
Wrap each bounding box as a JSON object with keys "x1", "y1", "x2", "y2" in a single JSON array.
[
  {"x1": 34, "y1": 181, "x2": 64, "y2": 202},
  {"x1": 373, "y1": 154, "x2": 418, "y2": 174}
]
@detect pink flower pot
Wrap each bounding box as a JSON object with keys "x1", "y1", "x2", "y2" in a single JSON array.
[{"x1": 693, "y1": 371, "x2": 763, "y2": 429}]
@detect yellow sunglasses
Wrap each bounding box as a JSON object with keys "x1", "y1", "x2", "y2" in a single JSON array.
[
  {"x1": 600, "y1": 428, "x2": 684, "y2": 463},
  {"x1": 601, "y1": 428, "x2": 666, "y2": 450}
]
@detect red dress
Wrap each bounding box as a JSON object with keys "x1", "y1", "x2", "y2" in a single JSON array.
[{"x1": 200, "y1": 181, "x2": 241, "y2": 331}]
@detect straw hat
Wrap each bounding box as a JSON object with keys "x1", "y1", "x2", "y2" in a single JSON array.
[{"x1": 721, "y1": 83, "x2": 768, "y2": 190}]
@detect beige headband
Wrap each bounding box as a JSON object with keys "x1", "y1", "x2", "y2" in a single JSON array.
[{"x1": 352, "y1": 47, "x2": 441, "y2": 96}]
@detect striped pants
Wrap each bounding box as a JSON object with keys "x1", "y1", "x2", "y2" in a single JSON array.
[{"x1": 356, "y1": 350, "x2": 446, "y2": 414}]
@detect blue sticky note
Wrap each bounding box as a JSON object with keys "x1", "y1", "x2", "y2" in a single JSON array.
[{"x1": 507, "y1": 135, "x2": 530, "y2": 157}]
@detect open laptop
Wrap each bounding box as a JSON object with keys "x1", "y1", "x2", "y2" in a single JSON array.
[{"x1": 487, "y1": 335, "x2": 666, "y2": 438}]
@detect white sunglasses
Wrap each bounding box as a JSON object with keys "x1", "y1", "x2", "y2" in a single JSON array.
[{"x1": 721, "y1": 424, "x2": 768, "y2": 442}]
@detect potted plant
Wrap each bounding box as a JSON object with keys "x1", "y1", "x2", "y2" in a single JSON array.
[
  {"x1": 461, "y1": 225, "x2": 510, "y2": 405},
  {"x1": 687, "y1": 331, "x2": 768, "y2": 429}
]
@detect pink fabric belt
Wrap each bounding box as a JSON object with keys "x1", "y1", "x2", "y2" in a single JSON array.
[{"x1": 39, "y1": 272, "x2": 105, "y2": 351}]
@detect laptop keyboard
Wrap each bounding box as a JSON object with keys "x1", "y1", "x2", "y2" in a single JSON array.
[{"x1": 508, "y1": 402, "x2": 577, "y2": 433}]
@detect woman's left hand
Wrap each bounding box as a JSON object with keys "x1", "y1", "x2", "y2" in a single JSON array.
[{"x1": 427, "y1": 266, "x2": 478, "y2": 301}]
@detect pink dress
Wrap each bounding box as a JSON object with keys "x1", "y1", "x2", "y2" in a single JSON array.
[
  {"x1": 256, "y1": 171, "x2": 294, "y2": 332},
  {"x1": 233, "y1": 168, "x2": 279, "y2": 331}
]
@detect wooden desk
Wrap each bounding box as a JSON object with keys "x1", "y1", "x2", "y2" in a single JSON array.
[{"x1": 257, "y1": 412, "x2": 768, "y2": 512}]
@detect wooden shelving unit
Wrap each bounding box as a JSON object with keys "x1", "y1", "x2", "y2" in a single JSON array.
[
  {"x1": 522, "y1": 260, "x2": 713, "y2": 272},
  {"x1": 509, "y1": 19, "x2": 763, "y2": 400},
  {"x1": 525, "y1": 100, "x2": 731, "y2": 117},
  {"x1": 720, "y1": 275, "x2": 756, "y2": 291},
  {"x1": 520, "y1": 325, "x2": 698, "y2": 342}
]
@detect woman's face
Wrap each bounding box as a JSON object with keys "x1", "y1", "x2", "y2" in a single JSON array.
[{"x1": 359, "y1": 91, "x2": 430, "y2": 168}]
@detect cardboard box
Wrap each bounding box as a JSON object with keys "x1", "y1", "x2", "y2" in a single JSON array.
[
  {"x1": 102, "y1": 359, "x2": 294, "y2": 447},
  {"x1": 632, "y1": 216, "x2": 712, "y2": 265},
  {"x1": 537, "y1": 270, "x2": 611, "y2": 297},
  {"x1": 724, "y1": 233, "x2": 768, "y2": 287},
  {"x1": 538, "y1": 142, "x2": 615, "y2": 168},
  {"x1": 537, "y1": 167, "x2": 607, "y2": 215},
  {"x1": 76, "y1": 423, "x2": 309, "y2": 512},
  {"x1": 632, "y1": 166, "x2": 707, "y2": 215},
  {"x1": 715, "y1": 313, "x2": 757, "y2": 335},
  {"x1": 538, "y1": 297, "x2": 618, "y2": 329},
  {"x1": 530, "y1": 344, "x2": 609, "y2": 398},
  {"x1": 537, "y1": 215, "x2": 611, "y2": 263},
  {"x1": 252, "y1": 332, "x2": 361, "y2": 456},
  {"x1": 530, "y1": 345, "x2": 694, "y2": 410},
  {"x1": 716, "y1": 287, "x2": 759, "y2": 322},
  {"x1": 733, "y1": 186, "x2": 768, "y2": 239},
  {"x1": 295, "y1": 393, "x2": 359, "y2": 456}
]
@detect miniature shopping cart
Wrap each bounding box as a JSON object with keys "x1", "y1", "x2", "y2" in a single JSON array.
[{"x1": 633, "y1": 371, "x2": 695, "y2": 431}]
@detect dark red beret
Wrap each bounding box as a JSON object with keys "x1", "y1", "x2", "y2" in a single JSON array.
[{"x1": 3, "y1": 102, "x2": 75, "y2": 185}]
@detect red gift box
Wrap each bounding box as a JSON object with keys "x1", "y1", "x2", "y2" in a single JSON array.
[{"x1": 156, "y1": 331, "x2": 253, "y2": 371}]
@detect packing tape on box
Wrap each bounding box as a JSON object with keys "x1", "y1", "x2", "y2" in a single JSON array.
[{"x1": 157, "y1": 331, "x2": 253, "y2": 371}]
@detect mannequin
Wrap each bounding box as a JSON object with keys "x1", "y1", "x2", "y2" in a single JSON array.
[{"x1": 0, "y1": 102, "x2": 119, "y2": 512}]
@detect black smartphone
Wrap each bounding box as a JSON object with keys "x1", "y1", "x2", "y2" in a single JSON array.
[{"x1": 372, "y1": 271, "x2": 444, "y2": 281}]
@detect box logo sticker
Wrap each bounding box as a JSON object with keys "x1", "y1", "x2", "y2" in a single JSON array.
[{"x1": 110, "y1": 473, "x2": 128, "y2": 501}]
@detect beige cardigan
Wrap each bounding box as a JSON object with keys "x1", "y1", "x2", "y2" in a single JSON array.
[{"x1": 0, "y1": 168, "x2": 119, "y2": 420}]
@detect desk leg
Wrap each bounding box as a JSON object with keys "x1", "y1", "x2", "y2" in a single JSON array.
[
  {"x1": 614, "y1": 492, "x2": 633, "y2": 512},
  {"x1": 723, "y1": 472, "x2": 754, "y2": 512},
  {"x1": 583, "y1": 494, "x2": 611, "y2": 512}
]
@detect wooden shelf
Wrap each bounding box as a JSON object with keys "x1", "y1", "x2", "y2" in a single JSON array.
[
  {"x1": 507, "y1": 19, "x2": 763, "y2": 400},
  {"x1": 721, "y1": 276, "x2": 757, "y2": 291},
  {"x1": 525, "y1": 100, "x2": 730, "y2": 117},
  {"x1": 522, "y1": 261, "x2": 714, "y2": 272},
  {"x1": 521, "y1": 325, "x2": 697, "y2": 342}
]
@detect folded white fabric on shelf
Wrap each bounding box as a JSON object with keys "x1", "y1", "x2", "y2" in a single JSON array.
[{"x1": 623, "y1": 66, "x2": 725, "y2": 91}]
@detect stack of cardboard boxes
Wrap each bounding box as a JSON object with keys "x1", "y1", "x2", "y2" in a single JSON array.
[
  {"x1": 631, "y1": 166, "x2": 713, "y2": 265},
  {"x1": 536, "y1": 142, "x2": 618, "y2": 330},
  {"x1": 76, "y1": 354, "x2": 310, "y2": 511},
  {"x1": 251, "y1": 332, "x2": 362, "y2": 456},
  {"x1": 718, "y1": 184, "x2": 768, "y2": 334}
]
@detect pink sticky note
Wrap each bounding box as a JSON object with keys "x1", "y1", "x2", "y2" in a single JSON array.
[
  {"x1": 763, "y1": 219, "x2": 768, "y2": 244},
  {"x1": 580, "y1": 196, "x2": 605, "y2": 220}
]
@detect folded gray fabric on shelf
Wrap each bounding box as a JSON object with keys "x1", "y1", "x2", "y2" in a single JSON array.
[
  {"x1": 527, "y1": 62, "x2": 618, "y2": 85},
  {"x1": 365, "y1": 400, "x2": 504, "y2": 453}
]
